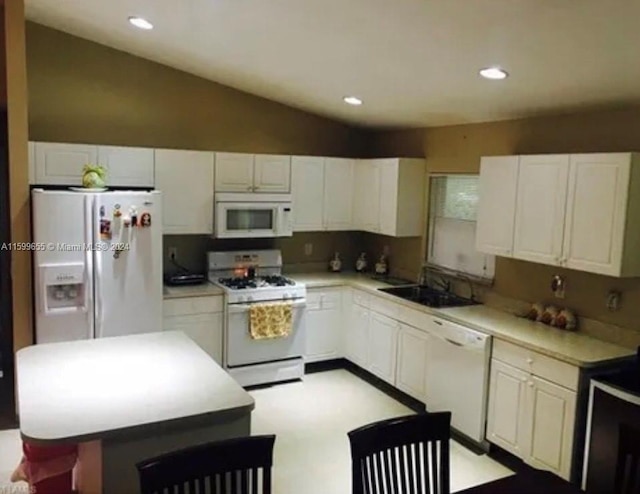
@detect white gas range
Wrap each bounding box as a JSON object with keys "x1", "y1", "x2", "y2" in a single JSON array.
[{"x1": 208, "y1": 250, "x2": 307, "y2": 387}]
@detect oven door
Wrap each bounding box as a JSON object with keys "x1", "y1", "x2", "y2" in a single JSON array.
[
  {"x1": 216, "y1": 202, "x2": 279, "y2": 239},
  {"x1": 226, "y1": 299, "x2": 306, "y2": 367}
]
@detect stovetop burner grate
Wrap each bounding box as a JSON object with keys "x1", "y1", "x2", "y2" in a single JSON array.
[{"x1": 218, "y1": 275, "x2": 295, "y2": 290}]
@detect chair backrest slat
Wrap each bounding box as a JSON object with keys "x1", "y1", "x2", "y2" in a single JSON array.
[
  {"x1": 348, "y1": 413, "x2": 451, "y2": 494},
  {"x1": 137, "y1": 435, "x2": 275, "y2": 494}
]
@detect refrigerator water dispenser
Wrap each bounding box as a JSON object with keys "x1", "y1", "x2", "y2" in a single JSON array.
[{"x1": 40, "y1": 263, "x2": 87, "y2": 313}]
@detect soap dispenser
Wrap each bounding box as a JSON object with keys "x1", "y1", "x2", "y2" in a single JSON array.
[
  {"x1": 355, "y1": 252, "x2": 368, "y2": 273},
  {"x1": 329, "y1": 252, "x2": 342, "y2": 272}
]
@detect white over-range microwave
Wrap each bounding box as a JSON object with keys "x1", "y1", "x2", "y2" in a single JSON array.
[{"x1": 214, "y1": 193, "x2": 294, "y2": 239}]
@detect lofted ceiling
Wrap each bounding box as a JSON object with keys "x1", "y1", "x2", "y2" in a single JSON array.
[{"x1": 25, "y1": 0, "x2": 640, "y2": 128}]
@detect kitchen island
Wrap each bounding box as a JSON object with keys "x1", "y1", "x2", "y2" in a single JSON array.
[{"x1": 16, "y1": 331, "x2": 254, "y2": 494}]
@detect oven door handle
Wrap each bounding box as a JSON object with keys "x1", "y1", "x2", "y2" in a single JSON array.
[{"x1": 228, "y1": 298, "x2": 307, "y2": 313}]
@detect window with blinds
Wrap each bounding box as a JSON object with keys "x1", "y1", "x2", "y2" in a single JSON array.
[{"x1": 427, "y1": 175, "x2": 495, "y2": 280}]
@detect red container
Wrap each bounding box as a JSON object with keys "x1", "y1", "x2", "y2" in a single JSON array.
[{"x1": 22, "y1": 442, "x2": 77, "y2": 494}]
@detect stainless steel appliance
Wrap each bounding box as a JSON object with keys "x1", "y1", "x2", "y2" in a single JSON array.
[
  {"x1": 208, "y1": 250, "x2": 306, "y2": 387},
  {"x1": 582, "y1": 351, "x2": 640, "y2": 493},
  {"x1": 214, "y1": 193, "x2": 293, "y2": 239},
  {"x1": 32, "y1": 189, "x2": 163, "y2": 344}
]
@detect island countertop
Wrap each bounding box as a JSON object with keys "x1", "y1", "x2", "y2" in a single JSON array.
[{"x1": 17, "y1": 331, "x2": 254, "y2": 444}]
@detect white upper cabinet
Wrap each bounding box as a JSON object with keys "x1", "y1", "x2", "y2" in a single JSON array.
[
  {"x1": 354, "y1": 158, "x2": 425, "y2": 236},
  {"x1": 353, "y1": 159, "x2": 381, "y2": 232},
  {"x1": 254, "y1": 154, "x2": 291, "y2": 193},
  {"x1": 476, "y1": 156, "x2": 519, "y2": 257},
  {"x1": 214, "y1": 153, "x2": 255, "y2": 192},
  {"x1": 513, "y1": 155, "x2": 569, "y2": 266},
  {"x1": 478, "y1": 152, "x2": 640, "y2": 277},
  {"x1": 323, "y1": 158, "x2": 354, "y2": 230},
  {"x1": 33, "y1": 143, "x2": 155, "y2": 187},
  {"x1": 215, "y1": 153, "x2": 290, "y2": 193},
  {"x1": 563, "y1": 153, "x2": 636, "y2": 276},
  {"x1": 97, "y1": 146, "x2": 155, "y2": 187},
  {"x1": 291, "y1": 156, "x2": 324, "y2": 232},
  {"x1": 33, "y1": 142, "x2": 98, "y2": 185},
  {"x1": 154, "y1": 149, "x2": 214, "y2": 234}
]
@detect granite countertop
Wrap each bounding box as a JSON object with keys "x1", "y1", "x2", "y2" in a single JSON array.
[
  {"x1": 163, "y1": 283, "x2": 224, "y2": 299},
  {"x1": 17, "y1": 331, "x2": 254, "y2": 444},
  {"x1": 289, "y1": 272, "x2": 636, "y2": 368}
]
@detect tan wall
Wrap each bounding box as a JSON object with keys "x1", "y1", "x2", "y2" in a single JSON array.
[
  {"x1": 25, "y1": 23, "x2": 366, "y2": 156},
  {"x1": 365, "y1": 107, "x2": 640, "y2": 330},
  {"x1": 5, "y1": 0, "x2": 31, "y2": 351}
]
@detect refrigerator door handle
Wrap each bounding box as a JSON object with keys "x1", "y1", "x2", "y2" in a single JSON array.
[
  {"x1": 84, "y1": 195, "x2": 95, "y2": 339},
  {"x1": 91, "y1": 196, "x2": 104, "y2": 339}
]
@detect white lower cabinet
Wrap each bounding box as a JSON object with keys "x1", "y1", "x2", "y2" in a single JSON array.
[
  {"x1": 163, "y1": 296, "x2": 224, "y2": 365},
  {"x1": 486, "y1": 347, "x2": 577, "y2": 480},
  {"x1": 367, "y1": 313, "x2": 399, "y2": 385},
  {"x1": 347, "y1": 302, "x2": 370, "y2": 368},
  {"x1": 395, "y1": 323, "x2": 429, "y2": 401},
  {"x1": 304, "y1": 288, "x2": 343, "y2": 363}
]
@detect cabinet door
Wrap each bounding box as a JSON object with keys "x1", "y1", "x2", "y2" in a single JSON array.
[
  {"x1": 563, "y1": 154, "x2": 631, "y2": 276},
  {"x1": 353, "y1": 160, "x2": 381, "y2": 233},
  {"x1": 304, "y1": 293, "x2": 342, "y2": 363},
  {"x1": 155, "y1": 149, "x2": 214, "y2": 234},
  {"x1": 214, "y1": 153, "x2": 254, "y2": 192},
  {"x1": 476, "y1": 156, "x2": 519, "y2": 256},
  {"x1": 163, "y1": 313, "x2": 223, "y2": 365},
  {"x1": 323, "y1": 158, "x2": 354, "y2": 230},
  {"x1": 28, "y1": 141, "x2": 35, "y2": 184},
  {"x1": 513, "y1": 155, "x2": 569, "y2": 266},
  {"x1": 291, "y1": 156, "x2": 324, "y2": 231},
  {"x1": 378, "y1": 159, "x2": 400, "y2": 236},
  {"x1": 34, "y1": 142, "x2": 97, "y2": 185},
  {"x1": 97, "y1": 146, "x2": 155, "y2": 186},
  {"x1": 486, "y1": 359, "x2": 529, "y2": 458},
  {"x1": 396, "y1": 324, "x2": 429, "y2": 402},
  {"x1": 367, "y1": 312, "x2": 399, "y2": 385},
  {"x1": 526, "y1": 376, "x2": 576, "y2": 481},
  {"x1": 254, "y1": 154, "x2": 291, "y2": 193},
  {"x1": 347, "y1": 303, "x2": 370, "y2": 367}
]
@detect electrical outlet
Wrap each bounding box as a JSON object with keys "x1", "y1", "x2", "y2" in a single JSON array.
[
  {"x1": 169, "y1": 247, "x2": 178, "y2": 260},
  {"x1": 304, "y1": 243, "x2": 313, "y2": 256}
]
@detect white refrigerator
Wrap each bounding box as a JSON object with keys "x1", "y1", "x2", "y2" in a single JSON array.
[{"x1": 32, "y1": 189, "x2": 163, "y2": 344}]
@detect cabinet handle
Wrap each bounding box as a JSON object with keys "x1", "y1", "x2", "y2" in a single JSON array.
[
  {"x1": 521, "y1": 377, "x2": 527, "y2": 382},
  {"x1": 247, "y1": 186, "x2": 253, "y2": 191},
  {"x1": 433, "y1": 320, "x2": 443, "y2": 326},
  {"x1": 526, "y1": 358, "x2": 533, "y2": 364},
  {"x1": 528, "y1": 381, "x2": 534, "y2": 387}
]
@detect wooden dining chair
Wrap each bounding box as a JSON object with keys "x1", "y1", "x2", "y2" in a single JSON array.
[
  {"x1": 615, "y1": 423, "x2": 640, "y2": 494},
  {"x1": 136, "y1": 435, "x2": 276, "y2": 494},
  {"x1": 348, "y1": 412, "x2": 451, "y2": 494}
]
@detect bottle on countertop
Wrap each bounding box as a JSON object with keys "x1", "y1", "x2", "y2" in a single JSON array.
[
  {"x1": 375, "y1": 254, "x2": 388, "y2": 276},
  {"x1": 329, "y1": 252, "x2": 342, "y2": 272},
  {"x1": 355, "y1": 252, "x2": 368, "y2": 273}
]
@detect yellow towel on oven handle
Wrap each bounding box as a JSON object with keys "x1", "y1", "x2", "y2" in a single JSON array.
[{"x1": 249, "y1": 302, "x2": 293, "y2": 340}]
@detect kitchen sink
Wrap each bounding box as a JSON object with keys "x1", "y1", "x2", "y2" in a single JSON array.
[{"x1": 378, "y1": 285, "x2": 479, "y2": 308}]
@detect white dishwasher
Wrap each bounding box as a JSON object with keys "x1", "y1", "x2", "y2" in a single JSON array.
[{"x1": 425, "y1": 316, "x2": 491, "y2": 444}]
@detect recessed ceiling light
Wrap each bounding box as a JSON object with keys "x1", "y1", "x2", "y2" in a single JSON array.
[
  {"x1": 479, "y1": 67, "x2": 508, "y2": 80},
  {"x1": 343, "y1": 96, "x2": 363, "y2": 106},
  {"x1": 128, "y1": 16, "x2": 154, "y2": 30}
]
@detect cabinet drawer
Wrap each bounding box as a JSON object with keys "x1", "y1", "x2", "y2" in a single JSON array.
[
  {"x1": 163, "y1": 296, "x2": 223, "y2": 316},
  {"x1": 493, "y1": 339, "x2": 579, "y2": 391},
  {"x1": 307, "y1": 288, "x2": 342, "y2": 310},
  {"x1": 397, "y1": 306, "x2": 431, "y2": 333},
  {"x1": 353, "y1": 290, "x2": 370, "y2": 308}
]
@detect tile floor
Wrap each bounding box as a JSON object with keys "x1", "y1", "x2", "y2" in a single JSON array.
[
  {"x1": 0, "y1": 369, "x2": 512, "y2": 493},
  {"x1": 250, "y1": 369, "x2": 513, "y2": 494}
]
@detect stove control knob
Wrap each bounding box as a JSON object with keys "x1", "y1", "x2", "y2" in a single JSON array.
[{"x1": 247, "y1": 295, "x2": 254, "y2": 302}]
